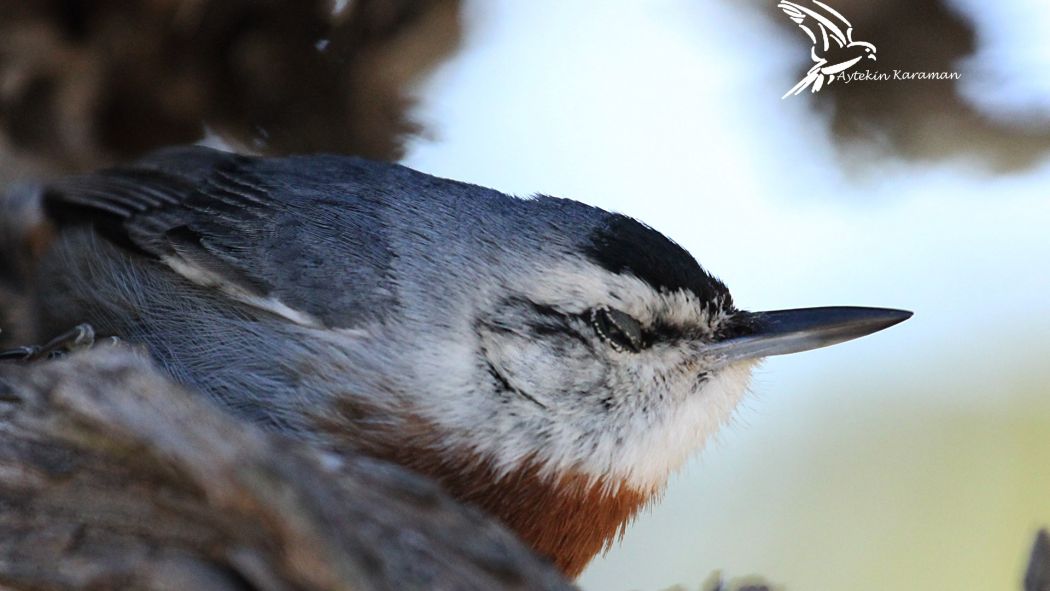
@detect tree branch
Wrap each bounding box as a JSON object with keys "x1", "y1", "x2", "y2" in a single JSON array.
[{"x1": 0, "y1": 347, "x2": 573, "y2": 590}]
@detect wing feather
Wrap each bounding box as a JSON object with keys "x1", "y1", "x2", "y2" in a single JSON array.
[{"x1": 41, "y1": 146, "x2": 397, "y2": 329}]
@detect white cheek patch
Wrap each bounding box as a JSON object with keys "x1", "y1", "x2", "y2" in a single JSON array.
[
  {"x1": 423, "y1": 356, "x2": 756, "y2": 495},
  {"x1": 410, "y1": 260, "x2": 747, "y2": 494},
  {"x1": 479, "y1": 327, "x2": 605, "y2": 408},
  {"x1": 606, "y1": 361, "x2": 756, "y2": 492}
]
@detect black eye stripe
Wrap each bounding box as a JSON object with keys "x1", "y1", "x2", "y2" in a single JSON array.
[
  {"x1": 590, "y1": 307, "x2": 645, "y2": 353},
  {"x1": 590, "y1": 309, "x2": 622, "y2": 351}
]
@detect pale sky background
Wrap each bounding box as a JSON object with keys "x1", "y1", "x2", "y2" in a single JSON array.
[{"x1": 404, "y1": 1, "x2": 1050, "y2": 588}]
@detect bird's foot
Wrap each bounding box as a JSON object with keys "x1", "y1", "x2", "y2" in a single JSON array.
[{"x1": 0, "y1": 324, "x2": 105, "y2": 362}]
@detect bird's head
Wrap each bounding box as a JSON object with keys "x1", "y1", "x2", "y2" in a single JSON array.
[
  {"x1": 353, "y1": 192, "x2": 909, "y2": 576},
  {"x1": 468, "y1": 212, "x2": 749, "y2": 494},
  {"x1": 852, "y1": 41, "x2": 877, "y2": 60},
  {"x1": 398, "y1": 199, "x2": 908, "y2": 496}
]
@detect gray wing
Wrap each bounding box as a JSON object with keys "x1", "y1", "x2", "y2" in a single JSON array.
[{"x1": 42, "y1": 146, "x2": 398, "y2": 329}]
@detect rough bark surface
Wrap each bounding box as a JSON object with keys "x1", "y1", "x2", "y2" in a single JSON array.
[{"x1": 0, "y1": 347, "x2": 573, "y2": 591}]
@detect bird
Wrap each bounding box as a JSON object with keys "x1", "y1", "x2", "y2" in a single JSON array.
[
  {"x1": 779, "y1": 0, "x2": 877, "y2": 98},
  {"x1": 0, "y1": 146, "x2": 911, "y2": 578}
]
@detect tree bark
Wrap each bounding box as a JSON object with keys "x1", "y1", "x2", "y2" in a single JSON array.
[{"x1": 0, "y1": 347, "x2": 573, "y2": 591}]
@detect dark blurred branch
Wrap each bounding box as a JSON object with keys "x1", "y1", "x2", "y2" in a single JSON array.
[
  {"x1": 1026, "y1": 530, "x2": 1050, "y2": 591},
  {"x1": 0, "y1": 0, "x2": 461, "y2": 180},
  {"x1": 0, "y1": 348, "x2": 572, "y2": 591}
]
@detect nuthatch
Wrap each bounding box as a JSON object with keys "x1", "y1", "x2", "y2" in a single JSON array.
[{"x1": 0, "y1": 146, "x2": 910, "y2": 577}]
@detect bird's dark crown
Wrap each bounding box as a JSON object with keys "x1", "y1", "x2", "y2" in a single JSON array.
[{"x1": 583, "y1": 214, "x2": 732, "y2": 310}]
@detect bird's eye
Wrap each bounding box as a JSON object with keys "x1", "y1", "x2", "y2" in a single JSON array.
[{"x1": 590, "y1": 307, "x2": 645, "y2": 353}]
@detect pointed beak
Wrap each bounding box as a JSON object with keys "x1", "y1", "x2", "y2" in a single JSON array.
[
  {"x1": 868, "y1": 54, "x2": 877, "y2": 61},
  {"x1": 706, "y1": 306, "x2": 911, "y2": 363}
]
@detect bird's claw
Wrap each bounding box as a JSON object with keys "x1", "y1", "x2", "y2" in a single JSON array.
[
  {"x1": 0, "y1": 323, "x2": 99, "y2": 362},
  {"x1": 0, "y1": 345, "x2": 39, "y2": 361}
]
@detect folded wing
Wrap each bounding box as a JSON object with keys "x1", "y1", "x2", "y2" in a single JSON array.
[{"x1": 41, "y1": 146, "x2": 398, "y2": 329}]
